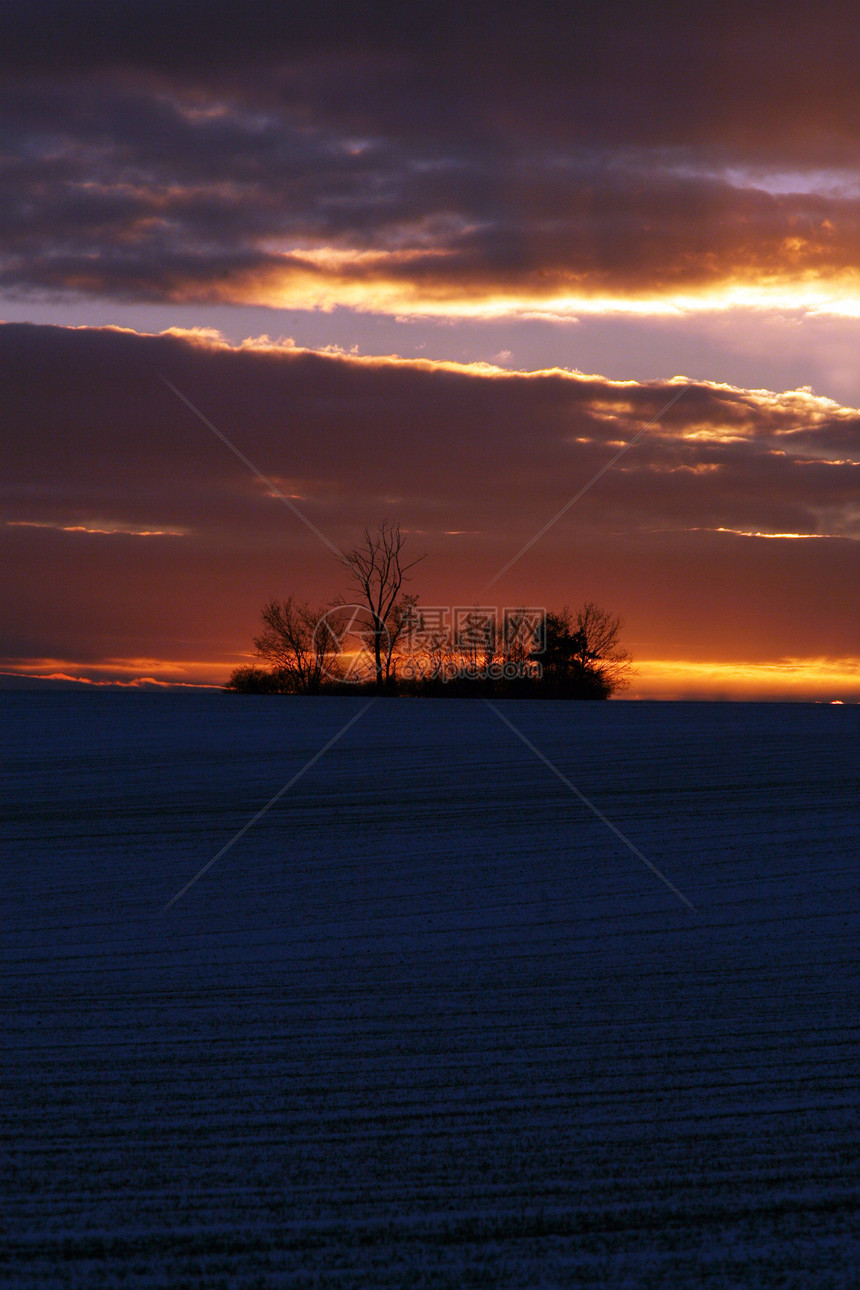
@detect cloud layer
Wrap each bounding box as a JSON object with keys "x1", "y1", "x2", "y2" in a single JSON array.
[
  {"x1": 4, "y1": 4, "x2": 860, "y2": 314},
  {"x1": 2, "y1": 322, "x2": 858, "y2": 692}
]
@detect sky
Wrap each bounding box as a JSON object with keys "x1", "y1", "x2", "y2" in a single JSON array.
[{"x1": 2, "y1": 1, "x2": 858, "y2": 698}]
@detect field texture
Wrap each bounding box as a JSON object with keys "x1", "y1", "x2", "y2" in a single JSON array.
[{"x1": 2, "y1": 694, "x2": 859, "y2": 1287}]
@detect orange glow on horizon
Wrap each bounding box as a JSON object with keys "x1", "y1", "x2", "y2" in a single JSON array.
[
  {"x1": 630, "y1": 657, "x2": 860, "y2": 701},
  {"x1": 0, "y1": 657, "x2": 234, "y2": 688},
  {"x1": 3, "y1": 654, "x2": 860, "y2": 701}
]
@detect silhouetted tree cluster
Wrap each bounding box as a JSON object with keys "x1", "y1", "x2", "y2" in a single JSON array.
[
  {"x1": 537, "y1": 604, "x2": 632, "y2": 698},
  {"x1": 226, "y1": 522, "x2": 421, "y2": 695},
  {"x1": 225, "y1": 523, "x2": 633, "y2": 698},
  {"x1": 252, "y1": 597, "x2": 338, "y2": 694}
]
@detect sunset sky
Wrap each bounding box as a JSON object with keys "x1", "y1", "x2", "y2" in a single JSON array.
[{"x1": 2, "y1": 1, "x2": 858, "y2": 697}]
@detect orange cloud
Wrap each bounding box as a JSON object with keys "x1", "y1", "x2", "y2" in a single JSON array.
[{"x1": 6, "y1": 520, "x2": 189, "y2": 537}]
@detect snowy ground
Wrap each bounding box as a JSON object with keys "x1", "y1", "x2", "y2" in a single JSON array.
[{"x1": 2, "y1": 693, "x2": 859, "y2": 1288}]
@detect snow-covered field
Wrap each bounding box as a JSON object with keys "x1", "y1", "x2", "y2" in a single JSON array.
[{"x1": 2, "y1": 693, "x2": 858, "y2": 1288}]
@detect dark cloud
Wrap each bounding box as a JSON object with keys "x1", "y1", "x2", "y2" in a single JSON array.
[
  {"x1": 2, "y1": 322, "x2": 858, "y2": 680},
  {"x1": 3, "y1": 2, "x2": 860, "y2": 158},
  {"x1": 3, "y1": 6, "x2": 860, "y2": 308}
]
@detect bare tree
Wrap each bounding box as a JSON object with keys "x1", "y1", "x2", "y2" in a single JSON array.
[
  {"x1": 531, "y1": 602, "x2": 632, "y2": 697},
  {"x1": 340, "y1": 521, "x2": 424, "y2": 690},
  {"x1": 425, "y1": 624, "x2": 456, "y2": 681},
  {"x1": 383, "y1": 593, "x2": 420, "y2": 686},
  {"x1": 571, "y1": 601, "x2": 633, "y2": 693},
  {"x1": 399, "y1": 607, "x2": 454, "y2": 683},
  {"x1": 253, "y1": 597, "x2": 340, "y2": 694},
  {"x1": 502, "y1": 608, "x2": 544, "y2": 669}
]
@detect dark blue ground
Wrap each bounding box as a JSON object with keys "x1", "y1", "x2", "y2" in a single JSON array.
[{"x1": 2, "y1": 694, "x2": 859, "y2": 1287}]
